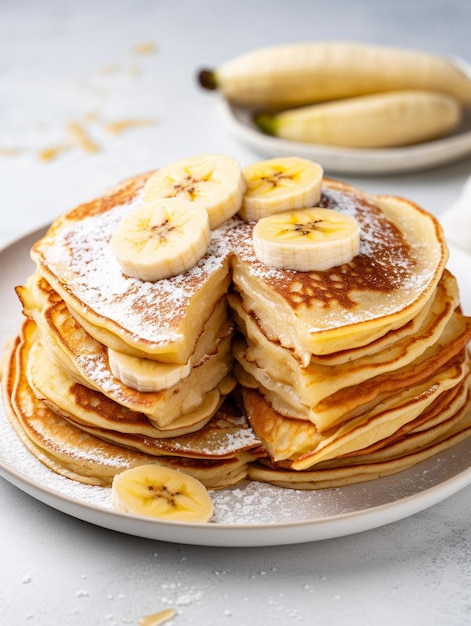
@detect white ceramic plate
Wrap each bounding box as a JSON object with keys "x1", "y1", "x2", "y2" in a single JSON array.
[
  {"x1": 0, "y1": 227, "x2": 470, "y2": 547},
  {"x1": 219, "y1": 58, "x2": 471, "y2": 175}
]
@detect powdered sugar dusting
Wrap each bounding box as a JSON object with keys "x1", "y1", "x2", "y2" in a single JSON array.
[
  {"x1": 38, "y1": 204, "x2": 236, "y2": 346},
  {"x1": 35, "y1": 184, "x2": 444, "y2": 343},
  {"x1": 230, "y1": 187, "x2": 443, "y2": 330}
]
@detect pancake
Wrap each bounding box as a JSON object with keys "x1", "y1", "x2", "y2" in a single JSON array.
[
  {"x1": 230, "y1": 178, "x2": 448, "y2": 364},
  {"x1": 247, "y1": 401, "x2": 471, "y2": 490},
  {"x1": 2, "y1": 319, "x2": 263, "y2": 489},
  {"x1": 19, "y1": 275, "x2": 234, "y2": 429},
  {"x1": 21, "y1": 270, "x2": 233, "y2": 393},
  {"x1": 335, "y1": 381, "x2": 467, "y2": 458},
  {"x1": 28, "y1": 339, "x2": 221, "y2": 438},
  {"x1": 30, "y1": 173, "x2": 234, "y2": 364},
  {"x1": 229, "y1": 273, "x2": 440, "y2": 368},
  {"x1": 235, "y1": 310, "x2": 471, "y2": 431},
  {"x1": 24, "y1": 323, "x2": 263, "y2": 458},
  {"x1": 230, "y1": 269, "x2": 459, "y2": 410},
  {"x1": 242, "y1": 349, "x2": 469, "y2": 468},
  {"x1": 322, "y1": 381, "x2": 471, "y2": 465},
  {"x1": 247, "y1": 374, "x2": 471, "y2": 489}
]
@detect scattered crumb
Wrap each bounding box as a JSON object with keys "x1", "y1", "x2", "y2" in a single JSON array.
[
  {"x1": 138, "y1": 607, "x2": 176, "y2": 626},
  {"x1": 0, "y1": 147, "x2": 23, "y2": 156},
  {"x1": 128, "y1": 65, "x2": 142, "y2": 77},
  {"x1": 133, "y1": 42, "x2": 158, "y2": 55},
  {"x1": 101, "y1": 64, "x2": 120, "y2": 75},
  {"x1": 66, "y1": 122, "x2": 101, "y2": 153},
  {"x1": 104, "y1": 118, "x2": 157, "y2": 135},
  {"x1": 83, "y1": 111, "x2": 101, "y2": 122},
  {"x1": 8, "y1": 41, "x2": 160, "y2": 163},
  {"x1": 38, "y1": 144, "x2": 70, "y2": 162}
]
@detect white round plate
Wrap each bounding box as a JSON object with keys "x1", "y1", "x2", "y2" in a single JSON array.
[
  {"x1": 218, "y1": 58, "x2": 471, "y2": 175},
  {"x1": 1, "y1": 228, "x2": 471, "y2": 547}
]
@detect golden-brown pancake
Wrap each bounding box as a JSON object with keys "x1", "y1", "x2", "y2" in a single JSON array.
[
  {"x1": 247, "y1": 407, "x2": 471, "y2": 490},
  {"x1": 23, "y1": 323, "x2": 264, "y2": 459},
  {"x1": 242, "y1": 349, "x2": 469, "y2": 470},
  {"x1": 236, "y1": 311, "x2": 471, "y2": 431},
  {"x1": 30, "y1": 173, "x2": 234, "y2": 364},
  {"x1": 19, "y1": 279, "x2": 234, "y2": 429},
  {"x1": 20, "y1": 270, "x2": 233, "y2": 393},
  {"x1": 230, "y1": 269, "x2": 459, "y2": 410},
  {"x1": 247, "y1": 379, "x2": 471, "y2": 490},
  {"x1": 27, "y1": 339, "x2": 221, "y2": 438},
  {"x1": 321, "y1": 380, "x2": 471, "y2": 466},
  {"x1": 334, "y1": 380, "x2": 467, "y2": 458},
  {"x1": 229, "y1": 275, "x2": 440, "y2": 368},
  {"x1": 230, "y1": 178, "x2": 448, "y2": 363},
  {"x1": 2, "y1": 319, "x2": 263, "y2": 488}
]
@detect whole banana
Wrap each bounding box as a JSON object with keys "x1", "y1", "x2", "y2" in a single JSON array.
[
  {"x1": 198, "y1": 41, "x2": 471, "y2": 108},
  {"x1": 254, "y1": 91, "x2": 462, "y2": 148}
]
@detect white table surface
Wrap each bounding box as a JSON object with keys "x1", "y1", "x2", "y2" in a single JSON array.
[{"x1": 1, "y1": 1, "x2": 471, "y2": 624}]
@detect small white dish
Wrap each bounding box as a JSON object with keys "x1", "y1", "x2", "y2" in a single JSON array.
[{"x1": 218, "y1": 58, "x2": 471, "y2": 175}]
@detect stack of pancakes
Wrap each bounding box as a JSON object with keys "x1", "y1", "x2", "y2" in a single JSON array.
[
  {"x1": 3, "y1": 175, "x2": 263, "y2": 489},
  {"x1": 2, "y1": 171, "x2": 471, "y2": 491},
  {"x1": 230, "y1": 179, "x2": 471, "y2": 488}
]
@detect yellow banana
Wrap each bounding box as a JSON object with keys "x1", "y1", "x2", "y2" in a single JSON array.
[
  {"x1": 255, "y1": 90, "x2": 462, "y2": 148},
  {"x1": 198, "y1": 41, "x2": 471, "y2": 108},
  {"x1": 252, "y1": 207, "x2": 361, "y2": 272},
  {"x1": 112, "y1": 464, "x2": 214, "y2": 522}
]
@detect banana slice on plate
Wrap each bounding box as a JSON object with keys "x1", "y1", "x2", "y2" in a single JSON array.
[
  {"x1": 142, "y1": 154, "x2": 246, "y2": 229},
  {"x1": 112, "y1": 464, "x2": 214, "y2": 523},
  {"x1": 252, "y1": 207, "x2": 360, "y2": 272},
  {"x1": 239, "y1": 157, "x2": 323, "y2": 222},
  {"x1": 111, "y1": 198, "x2": 210, "y2": 282}
]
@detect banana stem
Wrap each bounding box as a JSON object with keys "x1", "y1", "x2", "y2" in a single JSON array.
[
  {"x1": 198, "y1": 69, "x2": 218, "y2": 90},
  {"x1": 254, "y1": 112, "x2": 279, "y2": 136}
]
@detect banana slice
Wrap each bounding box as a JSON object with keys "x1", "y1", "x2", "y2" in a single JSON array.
[
  {"x1": 112, "y1": 464, "x2": 214, "y2": 523},
  {"x1": 252, "y1": 207, "x2": 361, "y2": 272},
  {"x1": 239, "y1": 157, "x2": 323, "y2": 222},
  {"x1": 111, "y1": 198, "x2": 210, "y2": 282},
  {"x1": 142, "y1": 154, "x2": 246, "y2": 229},
  {"x1": 108, "y1": 348, "x2": 192, "y2": 392}
]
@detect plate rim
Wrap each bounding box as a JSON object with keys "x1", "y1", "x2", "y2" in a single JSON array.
[{"x1": 1, "y1": 452, "x2": 471, "y2": 547}]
